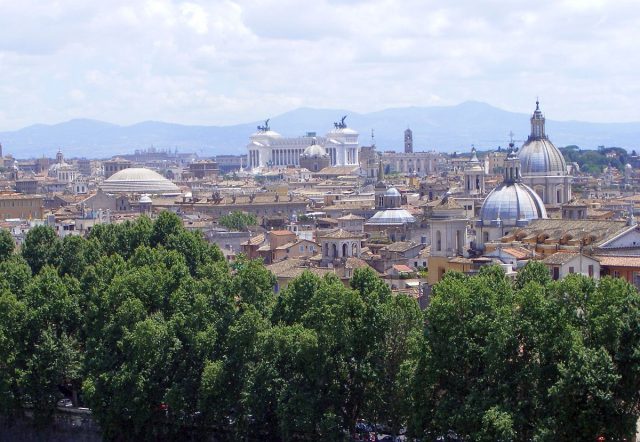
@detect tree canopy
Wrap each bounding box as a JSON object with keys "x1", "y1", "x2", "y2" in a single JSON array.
[
  {"x1": 218, "y1": 211, "x2": 258, "y2": 231},
  {"x1": 1, "y1": 219, "x2": 640, "y2": 441}
]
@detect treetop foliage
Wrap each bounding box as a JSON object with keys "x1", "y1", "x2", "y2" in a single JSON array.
[{"x1": 0, "y1": 218, "x2": 639, "y2": 441}]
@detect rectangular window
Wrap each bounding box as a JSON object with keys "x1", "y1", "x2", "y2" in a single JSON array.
[
  {"x1": 569, "y1": 266, "x2": 575, "y2": 274},
  {"x1": 588, "y1": 265, "x2": 594, "y2": 277},
  {"x1": 553, "y1": 267, "x2": 560, "y2": 280}
]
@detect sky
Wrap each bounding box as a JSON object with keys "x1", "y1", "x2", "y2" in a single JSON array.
[{"x1": 0, "y1": 0, "x2": 638, "y2": 131}]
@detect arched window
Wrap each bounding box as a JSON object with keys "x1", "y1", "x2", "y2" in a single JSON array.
[
  {"x1": 352, "y1": 242, "x2": 357, "y2": 256},
  {"x1": 332, "y1": 243, "x2": 337, "y2": 258},
  {"x1": 342, "y1": 243, "x2": 348, "y2": 257},
  {"x1": 483, "y1": 231, "x2": 489, "y2": 243},
  {"x1": 436, "y1": 230, "x2": 442, "y2": 252}
]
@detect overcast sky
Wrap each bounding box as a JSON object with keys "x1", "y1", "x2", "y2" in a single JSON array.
[{"x1": 0, "y1": 0, "x2": 638, "y2": 130}]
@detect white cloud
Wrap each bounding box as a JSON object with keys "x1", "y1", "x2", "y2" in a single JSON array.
[{"x1": 0, "y1": 0, "x2": 639, "y2": 130}]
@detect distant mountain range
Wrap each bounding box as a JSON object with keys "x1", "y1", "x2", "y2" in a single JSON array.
[{"x1": 2, "y1": 101, "x2": 640, "y2": 159}]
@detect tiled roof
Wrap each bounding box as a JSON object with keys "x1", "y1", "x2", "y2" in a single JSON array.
[
  {"x1": 502, "y1": 247, "x2": 533, "y2": 260},
  {"x1": 510, "y1": 219, "x2": 628, "y2": 246},
  {"x1": 392, "y1": 264, "x2": 414, "y2": 273},
  {"x1": 318, "y1": 228, "x2": 363, "y2": 239},
  {"x1": 595, "y1": 256, "x2": 640, "y2": 268},
  {"x1": 345, "y1": 257, "x2": 370, "y2": 270},
  {"x1": 270, "y1": 230, "x2": 294, "y2": 236},
  {"x1": 542, "y1": 252, "x2": 580, "y2": 265},
  {"x1": 384, "y1": 241, "x2": 420, "y2": 253},
  {"x1": 337, "y1": 213, "x2": 365, "y2": 220},
  {"x1": 244, "y1": 233, "x2": 265, "y2": 246}
]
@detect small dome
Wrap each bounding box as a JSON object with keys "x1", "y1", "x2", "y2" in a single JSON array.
[
  {"x1": 366, "y1": 208, "x2": 416, "y2": 225},
  {"x1": 302, "y1": 144, "x2": 327, "y2": 158},
  {"x1": 139, "y1": 194, "x2": 152, "y2": 204},
  {"x1": 384, "y1": 187, "x2": 401, "y2": 197},
  {"x1": 479, "y1": 182, "x2": 547, "y2": 224},
  {"x1": 101, "y1": 167, "x2": 180, "y2": 194},
  {"x1": 626, "y1": 163, "x2": 633, "y2": 169}
]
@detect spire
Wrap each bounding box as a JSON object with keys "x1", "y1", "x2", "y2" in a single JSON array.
[{"x1": 378, "y1": 156, "x2": 385, "y2": 181}]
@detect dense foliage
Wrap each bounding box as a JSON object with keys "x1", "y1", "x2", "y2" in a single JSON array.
[
  {"x1": 218, "y1": 211, "x2": 258, "y2": 231},
  {"x1": 560, "y1": 145, "x2": 628, "y2": 174},
  {"x1": 1, "y1": 213, "x2": 639, "y2": 441}
]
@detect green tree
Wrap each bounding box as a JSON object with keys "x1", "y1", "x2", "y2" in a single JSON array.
[
  {"x1": 412, "y1": 267, "x2": 640, "y2": 441},
  {"x1": 0, "y1": 228, "x2": 15, "y2": 261},
  {"x1": 218, "y1": 211, "x2": 257, "y2": 231},
  {"x1": 150, "y1": 211, "x2": 183, "y2": 247},
  {"x1": 21, "y1": 226, "x2": 61, "y2": 274}
]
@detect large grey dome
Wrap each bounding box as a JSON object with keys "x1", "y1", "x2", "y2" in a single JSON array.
[
  {"x1": 519, "y1": 138, "x2": 567, "y2": 176},
  {"x1": 101, "y1": 168, "x2": 180, "y2": 194},
  {"x1": 479, "y1": 182, "x2": 547, "y2": 224}
]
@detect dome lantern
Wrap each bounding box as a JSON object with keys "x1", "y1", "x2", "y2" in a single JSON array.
[{"x1": 529, "y1": 99, "x2": 546, "y2": 141}]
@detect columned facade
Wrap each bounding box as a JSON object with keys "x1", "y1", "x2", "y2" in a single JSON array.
[
  {"x1": 247, "y1": 124, "x2": 360, "y2": 170},
  {"x1": 382, "y1": 151, "x2": 440, "y2": 177}
]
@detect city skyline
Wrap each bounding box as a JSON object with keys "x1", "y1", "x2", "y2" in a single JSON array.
[{"x1": 1, "y1": 0, "x2": 639, "y2": 131}]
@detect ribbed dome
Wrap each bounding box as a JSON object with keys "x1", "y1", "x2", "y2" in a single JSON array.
[
  {"x1": 519, "y1": 101, "x2": 567, "y2": 177},
  {"x1": 519, "y1": 139, "x2": 567, "y2": 176},
  {"x1": 101, "y1": 168, "x2": 179, "y2": 194},
  {"x1": 479, "y1": 182, "x2": 547, "y2": 224},
  {"x1": 366, "y1": 208, "x2": 416, "y2": 225}
]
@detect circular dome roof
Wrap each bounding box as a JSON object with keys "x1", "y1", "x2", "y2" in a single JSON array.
[
  {"x1": 479, "y1": 182, "x2": 546, "y2": 224},
  {"x1": 384, "y1": 187, "x2": 401, "y2": 197},
  {"x1": 302, "y1": 144, "x2": 327, "y2": 157},
  {"x1": 518, "y1": 139, "x2": 567, "y2": 176},
  {"x1": 366, "y1": 208, "x2": 416, "y2": 225},
  {"x1": 101, "y1": 168, "x2": 179, "y2": 194}
]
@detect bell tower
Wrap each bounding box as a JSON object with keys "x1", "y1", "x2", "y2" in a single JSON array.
[{"x1": 404, "y1": 128, "x2": 413, "y2": 153}]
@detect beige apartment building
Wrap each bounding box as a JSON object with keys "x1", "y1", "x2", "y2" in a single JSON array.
[{"x1": 0, "y1": 192, "x2": 44, "y2": 220}]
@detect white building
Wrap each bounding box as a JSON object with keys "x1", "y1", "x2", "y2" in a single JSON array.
[
  {"x1": 542, "y1": 252, "x2": 600, "y2": 281},
  {"x1": 247, "y1": 118, "x2": 359, "y2": 170},
  {"x1": 382, "y1": 151, "x2": 440, "y2": 177}
]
